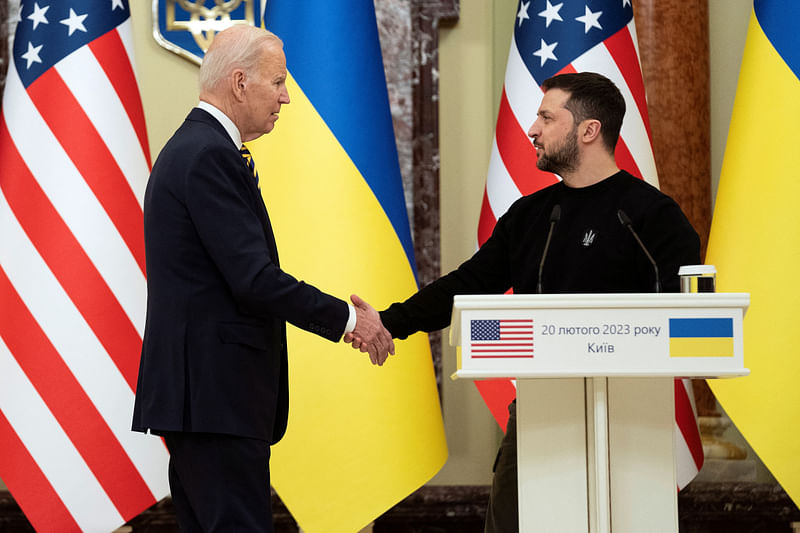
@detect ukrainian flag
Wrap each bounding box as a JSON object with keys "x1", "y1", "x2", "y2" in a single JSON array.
[
  {"x1": 668, "y1": 318, "x2": 734, "y2": 358},
  {"x1": 706, "y1": 0, "x2": 800, "y2": 507},
  {"x1": 249, "y1": 2, "x2": 447, "y2": 532}
]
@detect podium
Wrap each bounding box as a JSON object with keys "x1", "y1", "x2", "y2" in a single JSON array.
[{"x1": 451, "y1": 293, "x2": 749, "y2": 533}]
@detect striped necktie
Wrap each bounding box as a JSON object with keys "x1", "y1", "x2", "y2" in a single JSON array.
[{"x1": 239, "y1": 145, "x2": 260, "y2": 189}]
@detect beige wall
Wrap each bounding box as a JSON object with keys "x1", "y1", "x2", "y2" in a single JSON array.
[
  {"x1": 129, "y1": 3, "x2": 199, "y2": 158},
  {"x1": 709, "y1": 0, "x2": 752, "y2": 207},
  {"x1": 0, "y1": 0, "x2": 755, "y2": 495},
  {"x1": 428, "y1": 1, "x2": 518, "y2": 485}
]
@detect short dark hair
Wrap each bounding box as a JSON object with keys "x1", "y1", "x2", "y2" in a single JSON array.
[{"x1": 541, "y1": 72, "x2": 625, "y2": 153}]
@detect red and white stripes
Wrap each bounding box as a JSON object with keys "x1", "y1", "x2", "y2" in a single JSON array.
[{"x1": 0, "y1": 18, "x2": 169, "y2": 531}]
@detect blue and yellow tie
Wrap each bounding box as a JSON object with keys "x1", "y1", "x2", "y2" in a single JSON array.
[{"x1": 239, "y1": 145, "x2": 260, "y2": 190}]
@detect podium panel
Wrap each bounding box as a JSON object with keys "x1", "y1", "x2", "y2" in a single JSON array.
[
  {"x1": 517, "y1": 379, "x2": 588, "y2": 531},
  {"x1": 451, "y1": 293, "x2": 749, "y2": 533},
  {"x1": 607, "y1": 377, "x2": 677, "y2": 532}
]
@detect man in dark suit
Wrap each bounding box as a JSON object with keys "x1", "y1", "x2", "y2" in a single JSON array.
[{"x1": 132, "y1": 25, "x2": 393, "y2": 532}]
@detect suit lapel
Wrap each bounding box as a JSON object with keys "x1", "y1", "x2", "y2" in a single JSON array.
[
  {"x1": 241, "y1": 164, "x2": 280, "y2": 267},
  {"x1": 189, "y1": 108, "x2": 281, "y2": 266},
  {"x1": 255, "y1": 189, "x2": 280, "y2": 268}
]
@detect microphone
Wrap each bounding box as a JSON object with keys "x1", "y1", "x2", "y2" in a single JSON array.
[
  {"x1": 537, "y1": 204, "x2": 561, "y2": 294},
  {"x1": 617, "y1": 209, "x2": 661, "y2": 293}
]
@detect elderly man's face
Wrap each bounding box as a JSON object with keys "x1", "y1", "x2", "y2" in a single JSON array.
[{"x1": 240, "y1": 43, "x2": 290, "y2": 141}]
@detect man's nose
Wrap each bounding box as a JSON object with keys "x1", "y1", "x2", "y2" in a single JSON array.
[{"x1": 527, "y1": 123, "x2": 538, "y2": 139}]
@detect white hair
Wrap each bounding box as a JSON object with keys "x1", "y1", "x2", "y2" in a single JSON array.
[{"x1": 198, "y1": 26, "x2": 283, "y2": 94}]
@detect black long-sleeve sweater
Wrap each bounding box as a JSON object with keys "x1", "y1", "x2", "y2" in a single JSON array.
[{"x1": 381, "y1": 171, "x2": 701, "y2": 339}]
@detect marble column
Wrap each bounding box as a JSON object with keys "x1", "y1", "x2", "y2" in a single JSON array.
[
  {"x1": 371, "y1": 0, "x2": 461, "y2": 388},
  {"x1": 1, "y1": 1, "x2": 9, "y2": 94},
  {"x1": 407, "y1": 0, "x2": 459, "y2": 386}
]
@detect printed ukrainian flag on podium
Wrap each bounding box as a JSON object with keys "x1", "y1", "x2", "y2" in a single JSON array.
[
  {"x1": 706, "y1": 0, "x2": 800, "y2": 508},
  {"x1": 668, "y1": 318, "x2": 734, "y2": 358},
  {"x1": 249, "y1": 2, "x2": 447, "y2": 532}
]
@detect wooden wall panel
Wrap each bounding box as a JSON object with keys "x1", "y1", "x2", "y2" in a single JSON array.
[
  {"x1": 633, "y1": 0, "x2": 715, "y2": 414},
  {"x1": 633, "y1": 0, "x2": 711, "y2": 258}
]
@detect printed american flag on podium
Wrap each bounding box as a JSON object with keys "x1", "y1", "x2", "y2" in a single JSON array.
[
  {"x1": 477, "y1": 0, "x2": 704, "y2": 489},
  {"x1": 0, "y1": 1, "x2": 169, "y2": 530},
  {"x1": 470, "y1": 319, "x2": 534, "y2": 358}
]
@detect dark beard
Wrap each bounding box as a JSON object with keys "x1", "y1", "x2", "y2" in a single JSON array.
[{"x1": 535, "y1": 126, "x2": 579, "y2": 175}]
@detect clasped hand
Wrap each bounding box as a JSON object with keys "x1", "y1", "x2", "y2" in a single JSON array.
[{"x1": 344, "y1": 294, "x2": 395, "y2": 366}]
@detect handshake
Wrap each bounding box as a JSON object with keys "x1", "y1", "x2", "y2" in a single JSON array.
[{"x1": 344, "y1": 294, "x2": 395, "y2": 366}]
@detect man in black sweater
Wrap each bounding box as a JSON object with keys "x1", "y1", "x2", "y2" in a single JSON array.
[{"x1": 349, "y1": 72, "x2": 700, "y2": 532}]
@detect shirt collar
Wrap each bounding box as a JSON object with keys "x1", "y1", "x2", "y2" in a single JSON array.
[{"x1": 197, "y1": 100, "x2": 243, "y2": 148}]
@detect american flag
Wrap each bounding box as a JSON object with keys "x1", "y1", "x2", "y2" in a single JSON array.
[
  {"x1": 475, "y1": 0, "x2": 703, "y2": 489},
  {"x1": 470, "y1": 319, "x2": 534, "y2": 358},
  {"x1": 0, "y1": 1, "x2": 169, "y2": 530}
]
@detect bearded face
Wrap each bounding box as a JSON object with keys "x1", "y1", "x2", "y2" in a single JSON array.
[
  {"x1": 534, "y1": 121, "x2": 580, "y2": 175},
  {"x1": 529, "y1": 88, "x2": 582, "y2": 176}
]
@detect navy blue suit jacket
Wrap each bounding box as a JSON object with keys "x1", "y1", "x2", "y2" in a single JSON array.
[{"x1": 132, "y1": 108, "x2": 348, "y2": 443}]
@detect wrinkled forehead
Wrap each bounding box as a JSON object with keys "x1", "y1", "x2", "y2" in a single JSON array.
[{"x1": 258, "y1": 42, "x2": 287, "y2": 75}]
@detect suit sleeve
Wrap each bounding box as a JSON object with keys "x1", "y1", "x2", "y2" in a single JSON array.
[{"x1": 185, "y1": 143, "x2": 348, "y2": 341}]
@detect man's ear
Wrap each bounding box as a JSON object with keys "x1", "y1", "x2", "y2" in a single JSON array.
[
  {"x1": 231, "y1": 69, "x2": 247, "y2": 101},
  {"x1": 581, "y1": 119, "x2": 602, "y2": 144}
]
